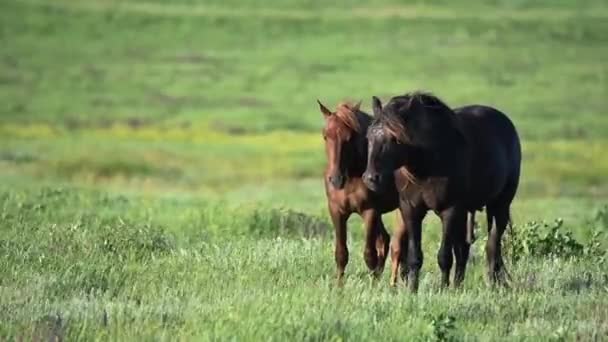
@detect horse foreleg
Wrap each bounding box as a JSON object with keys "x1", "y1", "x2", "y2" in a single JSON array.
[
  {"x1": 438, "y1": 207, "x2": 463, "y2": 288},
  {"x1": 398, "y1": 205, "x2": 425, "y2": 292},
  {"x1": 362, "y1": 210, "x2": 380, "y2": 278},
  {"x1": 330, "y1": 208, "x2": 349, "y2": 285}
]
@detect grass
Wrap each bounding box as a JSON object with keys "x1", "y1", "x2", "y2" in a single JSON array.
[
  {"x1": 1, "y1": 187, "x2": 607, "y2": 340},
  {"x1": 1, "y1": 0, "x2": 608, "y2": 340},
  {"x1": 2, "y1": 0, "x2": 608, "y2": 136}
]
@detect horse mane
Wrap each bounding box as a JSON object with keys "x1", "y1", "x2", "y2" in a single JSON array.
[
  {"x1": 334, "y1": 102, "x2": 363, "y2": 133},
  {"x1": 378, "y1": 91, "x2": 454, "y2": 144},
  {"x1": 374, "y1": 91, "x2": 462, "y2": 187}
]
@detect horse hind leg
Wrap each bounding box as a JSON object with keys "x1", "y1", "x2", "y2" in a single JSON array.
[
  {"x1": 390, "y1": 225, "x2": 408, "y2": 287},
  {"x1": 438, "y1": 207, "x2": 466, "y2": 288},
  {"x1": 395, "y1": 211, "x2": 409, "y2": 284},
  {"x1": 466, "y1": 210, "x2": 477, "y2": 244},
  {"x1": 374, "y1": 217, "x2": 390, "y2": 276},
  {"x1": 485, "y1": 205, "x2": 511, "y2": 287},
  {"x1": 385, "y1": 210, "x2": 408, "y2": 283}
]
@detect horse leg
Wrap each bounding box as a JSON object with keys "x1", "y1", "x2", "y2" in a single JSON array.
[
  {"x1": 486, "y1": 205, "x2": 510, "y2": 287},
  {"x1": 453, "y1": 212, "x2": 470, "y2": 288},
  {"x1": 399, "y1": 243, "x2": 409, "y2": 284},
  {"x1": 394, "y1": 210, "x2": 409, "y2": 284},
  {"x1": 389, "y1": 221, "x2": 408, "y2": 287},
  {"x1": 438, "y1": 207, "x2": 464, "y2": 288},
  {"x1": 330, "y1": 209, "x2": 349, "y2": 285},
  {"x1": 404, "y1": 207, "x2": 425, "y2": 293},
  {"x1": 374, "y1": 216, "x2": 390, "y2": 276},
  {"x1": 485, "y1": 208, "x2": 497, "y2": 284},
  {"x1": 466, "y1": 210, "x2": 476, "y2": 244},
  {"x1": 362, "y1": 210, "x2": 380, "y2": 278}
]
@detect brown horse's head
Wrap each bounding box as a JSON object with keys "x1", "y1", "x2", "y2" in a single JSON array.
[{"x1": 318, "y1": 100, "x2": 362, "y2": 190}]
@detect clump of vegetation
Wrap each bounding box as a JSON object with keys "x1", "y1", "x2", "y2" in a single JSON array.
[
  {"x1": 508, "y1": 217, "x2": 606, "y2": 263},
  {"x1": 427, "y1": 313, "x2": 458, "y2": 342},
  {"x1": 96, "y1": 217, "x2": 175, "y2": 260},
  {"x1": 247, "y1": 207, "x2": 330, "y2": 239},
  {"x1": 591, "y1": 204, "x2": 608, "y2": 230}
]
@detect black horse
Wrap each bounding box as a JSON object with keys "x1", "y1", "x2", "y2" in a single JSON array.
[{"x1": 363, "y1": 92, "x2": 521, "y2": 292}]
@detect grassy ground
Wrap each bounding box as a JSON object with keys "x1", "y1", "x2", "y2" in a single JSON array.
[
  {"x1": 1, "y1": 0, "x2": 608, "y2": 340},
  {"x1": 1, "y1": 187, "x2": 607, "y2": 340}
]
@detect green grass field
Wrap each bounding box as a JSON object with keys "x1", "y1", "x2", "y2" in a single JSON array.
[{"x1": 1, "y1": 0, "x2": 608, "y2": 340}]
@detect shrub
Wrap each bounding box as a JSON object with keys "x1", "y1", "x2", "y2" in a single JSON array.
[
  {"x1": 508, "y1": 218, "x2": 605, "y2": 263},
  {"x1": 96, "y1": 217, "x2": 175, "y2": 260},
  {"x1": 427, "y1": 313, "x2": 457, "y2": 342},
  {"x1": 591, "y1": 204, "x2": 608, "y2": 230},
  {"x1": 247, "y1": 207, "x2": 330, "y2": 239}
]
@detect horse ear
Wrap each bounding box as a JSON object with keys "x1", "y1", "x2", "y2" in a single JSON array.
[
  {"x1": 317, "y1": 99, "x2": 332, "y2": 117},
  {"x1": 352, "y1": 100, "x2": 362, "y2": 112},
  {"x1": 372, "y1": 96, "x2": 383, "y2": 118}
]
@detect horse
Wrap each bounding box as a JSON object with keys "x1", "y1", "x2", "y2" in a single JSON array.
[
  {"x1": 363, "y1": 92, "x2": 521, "y2": 292},
  {"x1": 317, "y1": 100, "x2": 404, "y2": 283}
]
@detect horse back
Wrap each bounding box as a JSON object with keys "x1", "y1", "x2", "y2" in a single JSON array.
[{"x1": 454, "y1": 105, "x2": 521, "y2": 210}]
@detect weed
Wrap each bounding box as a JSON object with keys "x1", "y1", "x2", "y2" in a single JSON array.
[
  {"x1": 427, "y1": 313, "x2": 458, "y2": 342},
  {"x1": 508, "y1": 218, "x2": 606, "y2": 263},
  {"x1": 248, "y1": 207, "x2": 330, "y2": 238}
]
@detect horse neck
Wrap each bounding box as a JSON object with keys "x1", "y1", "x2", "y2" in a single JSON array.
[{"x1": 347, "y1": 111, "x2": 372, "y2": 178}]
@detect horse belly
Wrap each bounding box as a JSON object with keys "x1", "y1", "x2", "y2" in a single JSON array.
[{"x1": 467, "y1": 152, "x2": 510, "y2": 208}]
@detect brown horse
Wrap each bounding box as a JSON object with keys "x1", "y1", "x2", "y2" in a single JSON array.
[
  {"x1": 364, "y1": 92, "x2": 521, "y2": 292},
  {"x1": 318, "y1": 100, "x2": 404, "y2": 283}
]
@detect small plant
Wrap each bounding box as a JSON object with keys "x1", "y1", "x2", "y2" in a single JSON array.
[
  {"x1": 592, "y1": 205, "x2": 608, "y2": 230},
  {"x1": 584, "y1": 207, "x2": 608, "y2": 265},
  {"x1": 508, "y1": 218, "x2": 607, "y2": 263},
  {"x1": 247, "y1": 207, "x2": 330, "y2": 238},
  {"x1": 98, "y1": 217, "x2": 175, "y2": 260},
  {"x1": 551, "y1": 325, "x2": 568, "y2": 341},
  {"x1": 427, "y1": 313, "x2": 457, "y2": 342},
  {"x1": 509, "y1": 219, "x2": 583, "y2": 262}
]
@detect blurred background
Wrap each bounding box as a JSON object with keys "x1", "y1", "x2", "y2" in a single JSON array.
[{"x1": 1, "y1": 0, "x2": 607, "y2": 223}]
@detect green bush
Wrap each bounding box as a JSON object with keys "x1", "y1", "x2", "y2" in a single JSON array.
[
  {"x1": 427, "y1": 313, "x2": 458, "y2": 342},
  {"x1": 508, "y1": 218, "x2": 605, "y2": 263}
]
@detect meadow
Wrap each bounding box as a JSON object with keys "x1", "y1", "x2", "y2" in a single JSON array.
[{"x1": 1, "y1": 0, "x2": 608, "y2": 340}]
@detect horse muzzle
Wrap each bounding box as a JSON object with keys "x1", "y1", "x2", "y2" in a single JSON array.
[
  {"x1": 328, "y1": 174, "x2": 346, "y2": 189},
  {"x1": 362, "y1": 172, "x2": 383, "y2": 192}
]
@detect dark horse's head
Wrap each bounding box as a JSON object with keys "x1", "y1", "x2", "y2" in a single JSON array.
[
  {"x1": 363, "y1": 92, "x2": 465, "y2": 193},
  {"x1": 318, "y1": 100, "x2": 368, "y2": 190}
]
